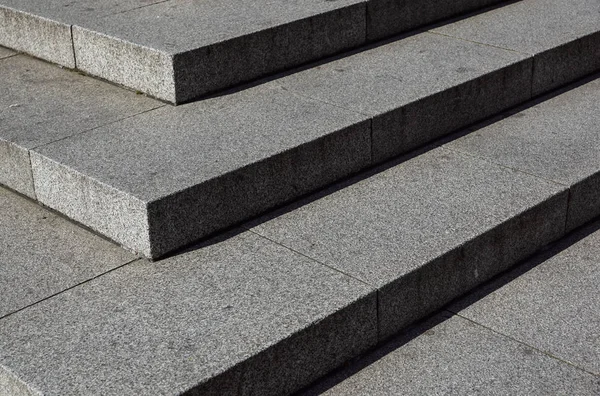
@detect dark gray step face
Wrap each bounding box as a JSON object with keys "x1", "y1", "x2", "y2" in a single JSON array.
[
  {"x1": 0, "y1": 0, "x2": 507, "y2": 103},
  {"x1": 1, "y1": 76, "x2": 599, "y2": 395},
  {"x1": 1, "y1": 0, "x2": 599, "y2": 258},
  {"x1": 304, "y1": 220, "x2": 600, "y2": 395}
]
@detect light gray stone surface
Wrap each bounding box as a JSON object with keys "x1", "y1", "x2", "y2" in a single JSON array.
[
  {"x1": 279, "y1": 32, "x2": 531, "y2": 162},
  {"x1": 72, "y1": 0, "x2": 366, "y2": 102},
  {"x1": 0, "y1": 54, "x2": 161, "y2": 197},
  {"x1": 0, "y1": 186, "x2": 135, "y2": 318},
  {"x1": 304, "y1": 313, "x2": 600, "y2": 395},
  {"x1": 448, "y1": 77, "x2": 600, "y2": 231},
  {"x1": 0, "y1": 46, "x2": 15, "y2": 59},
  {"x1": 0, "y1": 230, "x2": 377, "y2": 395},
  {"x1": 31, "y1": 82, "x2": 370, "y2": 257},
  {"x1": 250, "y1": 147, "x2": 568, "y2": 338},
  {"x1": 0, "y1": 0, "x2": 168, "y2": 25},
  {"x1": 0, "y1": 5, "x2": 74, "y2": 67},
  {"x1": 449, "y1": 221, "x2": 600, "y2": 376},
  {"x1": 367, "y1": 0, "x2": 503, "y2": 41},
  {"x1": 432, "y1": 0, "x2": 600, "y2": 95}
]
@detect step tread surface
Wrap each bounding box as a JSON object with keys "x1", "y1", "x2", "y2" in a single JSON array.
[
  {"x1": 449, "y1": 223, "x2": 600, "y2": 376},
  {"x1": 0, "y1": 227, "x2": 376, "y2": 395},
  {"x1": 0, "y1": 187, "x2": 135, "y2": 319}
]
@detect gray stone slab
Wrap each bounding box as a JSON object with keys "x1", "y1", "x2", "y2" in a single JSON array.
[
  {"x1": 449, "y1": 221, "x2": 600, "y2": 376},
  {"x1": 72, "y1": 0, "x2": 366, "y2": 103},
  {"x1": 0, "y1": 230, "x2": 377, "y2": 395},
  {"x1": 0, "y1": 0, "x2": 169, "y2": 25},
  {"x1": 367, "y1": 0, "x2": 503, "y2": 41},
  {"x1": 0, "y1": 46, "x2": 15, "y2": 59},
  {"x1": 432, "y1": 0, "x2": 600, "y2": 96},
  {"x1": 0, "y1": 54, "x2": 161, "y2": 197},
  {"x1": 0, "y1": 186, "x2": 135, "y2": 318},
  {"x1": 250, "y1": 147, "x2": 568, "y2": 339},
  {"x1": 278, "y1": 32, "x2": 531, "y2": 162},
  {"x1": 0, "y1": 5, "x2": 73, "y2": 67},
  {"x1": 30, "y1": 82, "x2": 370, "y2": 258},
  {"x1": 305, "y1": 314, "x2": 600, "y2": 395},
  {"x1": 447, "y1": 77, "x2": 600, "y2": 232}
]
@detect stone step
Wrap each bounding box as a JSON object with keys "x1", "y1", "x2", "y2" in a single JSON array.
[
  {"x1": 1, "y1": 0, "x2": 598, "y2": 259},
  {"x1": 0, "y1": 0, "x2": 508, "y2": 103},
  {"x1": 302, "y1": 220, "x2": 600, "y2": 394},
  {"x1": 0, "y1": 75, "x2": 598, "y2": 395}
]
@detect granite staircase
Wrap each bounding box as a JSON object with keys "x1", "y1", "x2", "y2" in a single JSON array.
[{"x1": 0, "y1": 0, "x2": 599, "y2": 394}]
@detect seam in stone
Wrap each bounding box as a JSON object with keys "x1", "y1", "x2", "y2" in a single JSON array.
[
  {"x1": 451, "y1": 313, "x2": 599, "y2": 378},
  {"x1": 278, "y1": 84, "x2": 371, "y2": 117},
  {"x1": 246, "y1": 228, "x2": 373, "y2": 288},
  {"x1": 563, "y1": 188, "x2": 573, "y2": 234},
  {"x1": 530, "y1": 55, "x2": 536, "y2": 99},
  {"x1": 426, "y1": 30, "x2": 532, "y2": 56},
  {"x1": 24, "y1": 150, "x2": 38, "y2": 201},
  {"x1": 70, "y1": 25, "x2": 77, "y2": 69},
  {"x1": 102, "y1": 0, "x2": 173, "y2": 18},
  {"x1": 443, "y1": 146, "x2": 570, "y2": 188},
  {"x1": 0, "y1": 258, "x2": 141, "y2": 322},
  {"x1": 0, "y1": 53, "x2": 19, "y2": 61},
  {"x1": 30, "y1": 104, "x2": 166, "y2": 150}
]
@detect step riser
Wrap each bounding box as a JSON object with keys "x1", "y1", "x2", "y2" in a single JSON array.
[
  {"x1": 0, "y1": 0, "x2": 506, "y2": 103},
  {"x1": 379, "y1": 192, "x2": 567, "y2": 339}
]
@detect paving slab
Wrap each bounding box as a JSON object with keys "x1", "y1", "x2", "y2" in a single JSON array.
[
  {"x1": 0, "y1": 46, "x2": 15, "y2": 59},
  {"x1": 0, "y1": 0, "x2": 175, "y2": 68},
  {"x1": 249, "y1": 147, "x2": 568, "y2": 339},
  {"x1": 30, "y1": 82, "x2": 370, "y2": 258},
  {"x1": 432, "y1": 0, "x2": 600, "y2": 96},
  {"x1": 0, "y1": 54, "x2": 161, "y2": 198},
  {"x1": 72, "y1": 0, "x2": 366, "y2": 103},
  {"x1": 447, "y1": 76, "x2": 600, "y2": 231},
  {"x1": 0, "y1": 186, "x2": 135, "y2": 319},
  {"x1": 303, "y1": 313, "x2": 600, "y2": 395},
  {"x1": 279, "y1": 32, "x2": 531, "y2": 162},
  {"x1": 0, "y1": 4, "x2": 74, "y2": 67},
  {"x1": 449, "y1": 220, "x2": 600, "y2": 376},
  {"x1": 367, "y1": 0, "x2": 503, "y2": 41},
  {"x1": 0, "y1": 230, "x2": 377, "y2": 395}
]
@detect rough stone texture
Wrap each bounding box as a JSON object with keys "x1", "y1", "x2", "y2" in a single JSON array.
[
  {"x1": 367, "y1": 0, "x2": 503, "y2": 41},
  {"x1": 432, "y1": 0, "x2": 600, "y2": 95},
  {"x1": 0, "y1": 230, "x2": 377, "y2": 395},
  {"x1": 0, "y1": 141, "x2": 34, "y2": 198},
  {"x1": 31, "y1": 83, "x2": 370, "y2": 258},
  {"x1": 0, "y1": 186, "x2": 135, "y2": 318},
  {"x1": 278, "y1": 32, "x2": 531, "y2": 162},
  {"x1": 449, "y1": 220, "x2": 600, "y2": 376},
  {"x1": 0, "y1": 0, "x2": 169, "y2": 25},
  {"x1": 0, "y1": 5, "x2": 74, "y2": 67},
  {"x1": 448, "y1": 77, "x2": 600, "y2": 232},
  {"x1": 73, "y1": 0, "x2": 366, "y2": 103},
  {"x1": 304, "y1": 313, "x2": 600, "y2": 395},
  {"x1": 73, "y1": 27, "x2": 176, "y2": 102},
  {"x1": 0, "y1": 54, "x2": 161, "y2": 197},
  {"x1": 0, "y1": 45, "x2": 15, "y2": 59},
  {"x1": 250, "y1": 147, "x2": 568, "y2": 338}
]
